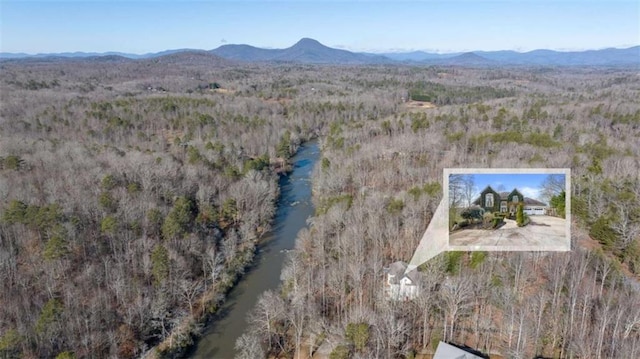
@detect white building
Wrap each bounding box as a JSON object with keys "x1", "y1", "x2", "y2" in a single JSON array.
[
  {"x1": 384, "y1": 261, "x2": 420, "y2": 301},
  {"x1": 433, "y1": 341, "x2": 484, "y2": 359},
  {"x1": 522, "y1": 197, "x2": 548, "y2": 215}
]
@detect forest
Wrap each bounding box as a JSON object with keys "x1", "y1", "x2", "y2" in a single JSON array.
[{"x1": 0, "y1": 55, "x2": 639, "y2": 359}]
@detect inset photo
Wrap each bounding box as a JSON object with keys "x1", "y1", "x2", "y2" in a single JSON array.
[{"x1": 445, "y1": 169, "x2": 570, "y2": 251}]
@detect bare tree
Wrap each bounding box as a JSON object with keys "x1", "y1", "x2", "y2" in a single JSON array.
[
  {"x1": 541, "y1": 175, "x2": 565, "y2": 195},
  {"x1": 234, "y1": 333, "x2": 265, "y2": 359}
]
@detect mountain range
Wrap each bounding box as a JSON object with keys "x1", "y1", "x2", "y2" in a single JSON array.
[{"x1": 2, "y1": 38, "x2": 638, "y2": 67}]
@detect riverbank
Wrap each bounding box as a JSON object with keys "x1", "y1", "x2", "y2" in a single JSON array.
[
  {"x1": 143, "y1": 243, "x2": 260, "y2": 358},
  {"x1": 188, "y1": 140, "x2": 319, "y2": 358},
  {"x1": 143, "y1": 140, "x2": 319, "y2": 359}
]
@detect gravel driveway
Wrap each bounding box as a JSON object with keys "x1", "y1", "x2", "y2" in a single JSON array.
[{"x1": 449, "y1": 215, "x2": 568, "y2": 251}]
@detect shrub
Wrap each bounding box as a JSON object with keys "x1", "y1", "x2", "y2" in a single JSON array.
[
  {"x1": 243, "y1": 154, "x2": 269, "y2": 173},
  {"x1": 317, "y1": 194, "x2": 353, "y2": 215},
  {"x1": 187, "y1": 146, "x2": 202, "y2": 164},
  {"x1": 408, "y1": 186, "x2": 422, "y2": 200},
  {"x1": 623, "y1": 241, "x2": 640, "y2": 274},
  {"x1": 449, "y1": 208, "x2": 458, "y2": 230},
  {"x1": 470, "y1": 251, "x2": 487, "y2": 269},
  {"x1": 36, "y1": 298, "x2": 63, "y2": 334},
  {"x1": 410, "y1": 115, "x2": 429, "y2": 133},
  {"x1": 3, "y1": 155, "x2": 22, "y2": 170},
  {"x1": 126, "y1": 182, "x2": 142, "y2": 194},
  {"x1": 423, "y1": 182, "x2": 441, "y2": 196},
  {"x1": 0, "y1": 329, "x2": 20, "y2": 353},
  {"x1": 445, "y1": 251, "x2": 464, "y2": 274},
  {"x1": 483, "y1": 213, "x2": 495, "y2": 229},
  {"x1": 330, "y1": 345, "x2": 350, "y2": 359},
  {"x1": 276, "y1": 130, "x2": 292, "y2": 158},
  {"x1": 345, "y1": 323, "x2": 369, "y2": 352},
  {"x1": 386, "y1": 198, "x2": 405, "y2": 214},
  {"x1": 151, "y1": 245, "x2": 170, "y2": 285},
  {"x1": 162, "y1": 197, "x2": 196, "y2": 239},
  {"x1": 516, "y1": 203, "x2": 525, "y2": 226},
  {"x1": 43, "y1": 226, "x2": 69, "y2": 261},
  {"x1": 98, "y1": 191, "x2": 118, "y2": 212},
  {"x1": 55, "y1": 352, "x2": 76, "y2": 359},
  {"x1": 101, "y1": 216, "x2": 118, "y2": 235},
  {"x1": 550, "y1": 191, "x2": 566, "y2": 218},
  {"x1": 146, "y1": 208, "x2": 163, "y2": 236},
  {"x1": 2, "y1": 200, "x2": 27, "y2": 224},
  {"x1": 321, "y1": 157, "x2": 331, "y2": 171},
  {"x1": 590, "y1": 216, "x2": 617, "y2": 250},
  {"x1": 223, "y1": 165, "x2": 240, "y2": 179},
  {"x1": 461, "y1": 207, "x2": 484, "y2": 223},
  {"x1": 101, "y1": 174, "x2": 118, "y2": 190}
]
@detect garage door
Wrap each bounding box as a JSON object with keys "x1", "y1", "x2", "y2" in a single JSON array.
[{"x1": 524, "y1": 207, "x2": 545, "y2": 215}]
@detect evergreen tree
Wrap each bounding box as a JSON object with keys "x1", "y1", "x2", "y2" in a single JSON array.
[
  {"x1": 516, "y1": 203, "x2": 524, "y2": 226},
  {"x1": 151, "y1": 245, "x2": 170, "y2": 285}
]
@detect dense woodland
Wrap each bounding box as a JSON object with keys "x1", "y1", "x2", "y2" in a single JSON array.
[
  {"x1": 236, "y1": 66, "x2": 640, "y2": 358},
  {"x1": 0, "y1": 54, "x2": 639, "y2": 359}
]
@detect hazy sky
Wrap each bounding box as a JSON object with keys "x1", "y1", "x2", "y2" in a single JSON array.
[{"x1": 1, "y1": 0, "x2": 638, "y2": 54}]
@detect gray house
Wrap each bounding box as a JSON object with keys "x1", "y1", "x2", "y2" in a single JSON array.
[
  {"x1": 433, "y1": 341, "x2": 484, "y2": 359},
  {"x1": 473, "y1": 185, "x2": 548, "y2": 216}
]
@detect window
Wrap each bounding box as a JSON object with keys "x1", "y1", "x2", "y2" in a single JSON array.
[
  {"x1": 500, "y1": 201, "x2": 507, "y2": 212},
  {"x1": 485, "y1": 193, "x2": 494, "y2": 207},
  {"x1": 512, "y1": 195, "x2": 519, "y2": 202}
]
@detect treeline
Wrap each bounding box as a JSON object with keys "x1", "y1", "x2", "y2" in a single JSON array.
[{"x1": 239, "y1": 67, "x2": 640, "y2": 358}]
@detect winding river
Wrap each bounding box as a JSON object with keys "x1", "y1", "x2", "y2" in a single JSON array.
[{"x1": 189, "y1": 140, "x2": 319, "y2": 358}]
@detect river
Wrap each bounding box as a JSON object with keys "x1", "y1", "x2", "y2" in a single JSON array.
[{"x1": 188, "y1": 140, "x2": 319, "y2": 358}]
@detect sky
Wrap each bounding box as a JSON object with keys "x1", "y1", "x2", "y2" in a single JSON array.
[
  {"x1": 1, "y1": 0, "x2": 638, "y2": 54},
  {"x1": 464, "y1": 173, "x2": 565, "y2": 201}
]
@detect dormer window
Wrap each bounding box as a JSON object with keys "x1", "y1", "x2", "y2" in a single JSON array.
[
  {"x1": 485, "y1": 193, "x2": 494, "y2": 207},
  {"x1": 512, "y1": 195, "x2": 519, "y2": 203}
]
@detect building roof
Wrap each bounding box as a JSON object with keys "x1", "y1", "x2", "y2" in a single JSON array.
[
  {"x1": 472, "y1": 186, "x2": 547, "y2": 206},
  {"x1": 523, "y1": 197, "x2": 547, "y2": 206},
  {"x1": 433, "y1": 341, "x2": 484, "y2": 359},
  {"x1": 385, "y1": 261, "x2": 420, "y2": 285}
]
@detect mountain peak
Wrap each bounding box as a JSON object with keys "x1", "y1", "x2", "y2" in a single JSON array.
[
  {"x1": 291, "y1": 38, "x2": 326, "y2": 49},
  {"x1": 442, "y1": 52, "x2": 495, "y2": 65}
]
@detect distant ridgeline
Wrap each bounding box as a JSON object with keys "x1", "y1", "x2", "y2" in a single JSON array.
[{"x1": 2, "y1": 39, "x2": 639, "y2": 66}]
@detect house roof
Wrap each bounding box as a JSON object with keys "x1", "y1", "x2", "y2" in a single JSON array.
[
  {"x1": 385, "y1": 261, "x2": 420, "y2": 285},
  {"x1": 523, "y1": 197, "x2": 547, "y2": 206},
  {"x1": 472, "y1": 186, "x2": 547, "y2": 206},
  {"x1": 433, "y1": 341, "x2": 484, "y2": 359}
]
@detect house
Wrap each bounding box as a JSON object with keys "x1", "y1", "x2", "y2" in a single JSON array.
[
  {"x1": 433, "y1": 341, "x2": 485, "y2": 359},
  {"x1": 472, "y1": 185, "x2": 547, "y2": 216},
  {"x1": 383, "y1": 261, "x2": 420, "y2": 301}
]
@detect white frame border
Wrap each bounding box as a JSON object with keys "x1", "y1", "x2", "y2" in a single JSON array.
[{"x1": 444, "y1": 168, "x2": 571, "y2": 252}]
